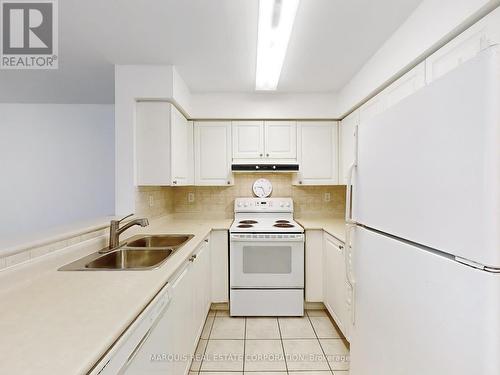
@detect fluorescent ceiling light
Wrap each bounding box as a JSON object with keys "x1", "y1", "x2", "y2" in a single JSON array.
[{"x1": 255, "y1": 0, "x2": 300, "y2": 91}]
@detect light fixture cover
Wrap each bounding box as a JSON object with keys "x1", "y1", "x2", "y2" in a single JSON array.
[{"x1": 255, "y1": 0, "x2": 300, "y2": 91}]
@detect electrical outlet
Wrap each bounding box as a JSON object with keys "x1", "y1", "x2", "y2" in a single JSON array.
[
  {"x1": 324, "y1": 192, "x2": 331, "y2": 202},
  {"x1": 188, "y1": 192, "x2": 195, "y2": 203},
  {"x1": 149, "y1": 195, "x2": 154, "y2": 207}
]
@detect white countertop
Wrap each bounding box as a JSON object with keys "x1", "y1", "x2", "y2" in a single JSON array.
[
  {"x1": 0, "y1": 216, "x2": 231, "y2": 375},
  {"x1": 296, "y1": 217, "x2": 346, "y2": 242}
]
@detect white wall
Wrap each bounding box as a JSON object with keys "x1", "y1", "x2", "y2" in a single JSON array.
[
  {"x1": 0, "y1": 104, "x2": 115, "y2": 245},
  {"x1": 189, "y1": 92, "x2": 338, "y2": 119},
  {"x1": 336, "y1": 0, "x2": 500, "y2": 116}
]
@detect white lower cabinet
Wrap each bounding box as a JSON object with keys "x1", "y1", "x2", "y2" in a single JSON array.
[
  {"x1": 92, "y1": 237, "x2": 212, "y2": 375},
  {"x1": 305, "y1": 230, "x2": 324, "y2": 302},
  {"x1": 323, "y1": 233, "x2": 348, "y2": 339},
  {"x1": 210, "y1": 230, "x2": 229, "y2": 303}
]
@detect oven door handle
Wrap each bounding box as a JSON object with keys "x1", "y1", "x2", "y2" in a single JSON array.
[{"x1": 230, "y1": 234, "x2": 304, "y2": 242}]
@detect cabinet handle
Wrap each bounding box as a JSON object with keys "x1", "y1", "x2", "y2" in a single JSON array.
[
  {"x1": 339, "y1": 245, "x2": 344, "y2": 250},
  {"x1": 172, "y1": 180, "x2": 177, "y2": 185},
  {"x1": 204, "y1": 239, "x2": 209, "y2": 243},
  {"x1": 299, "y1": 181, "x2": 303, "y2": 184},
  {"x1": 227, "y1": 181, "x2": 231, "y2": 185},
  {"x1": 189, "y1": 254, "x2": 197, "y2": 262},
  {"x1": 259, "y1": 153, "x2": 263, "y2": 157},
  {"x1": 266, "y1": 153, "x2": 270, "y2": 157}
]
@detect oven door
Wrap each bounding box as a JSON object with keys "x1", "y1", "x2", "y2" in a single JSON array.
[{"x1": 230, "y1": 233, "x2": 304, "y2": 288}]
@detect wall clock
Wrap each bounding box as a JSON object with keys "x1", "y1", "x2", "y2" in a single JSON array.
[{"x1": 252, "y1": 178, "x2": 273, "y2": 198}]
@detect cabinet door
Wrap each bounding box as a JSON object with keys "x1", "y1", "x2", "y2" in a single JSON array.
[
  {"x1": 339, "y1": 111, "x2": 358, "y2": 185},
  {"x1": 426, "y1": 28, "x2": 487, "y2": 84},
  {"x1": 135, "y1": 102, "x2": 172, "y2": 186},
  {"x1": 359, "y1": 93, "x2": 386, "y2": 125},
  {"x1": 358, "y1": 63, "x2": 425, "y2": 128},
  {"x1": 323, "y1": 234, "x2": 347, "y2": 336},
  {"x1": 384, "y1": 62, "x2": 426, "y2": 110},
  {"x1": 171, "y1": 107, "x2": 194, "y2": 186},
  {"x1": 210, "y1": 230, "x2": 229, "y2": 303},
  {"x1": 169, "y1": 264, "x2": 194, "y2": 375},
  {"x1": 192, "y1": 238, "x2": 211, "y2": 343},
  {"x1": 305, "y1": 230, "x2": 324, "y2": 302},
  {"x1": 296, "y1": 122, "x2": 337, "y2": 185},
  {"x1": 264, "y1": 121, "x2": 297, "y2": 159},
  {"x1": 232, "y1": 121, "x2": 264, "y2": 159},
  {"x1": 194, "y1": 122, "x2": 232, "y2": 186}
]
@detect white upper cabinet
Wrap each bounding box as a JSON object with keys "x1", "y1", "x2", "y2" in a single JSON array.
[
  {"x1": 136, "y1": 102, "x2": 193, "y2": 186},
  {"x1": 384, "y1": 62, "x2": 426, "y2": 109},
  {"x1": 426, "y1": 28, "x2": 488, "y2": 84},
  {"x1": 194, "y1": 121, "x2": 233, "y2": 186},
  {"x1": 359, "y1": 62, "x2": 426, "y2": 126},
  {"x1": 359, "y1": 93, "x2": 386, "y2": 125},
  {"x1": 264, "y1": 121, "x2": 297, "y2": 159},
  {"x1": 339, "y1": 111, "x2": 358, "y2": 185},
  {"x1": 294, "y1": 121, "x2": 338, "y2": 185},
  {"x1": 232, "y1": 121, "x2": 264, "y2": 159},
  {"x1": 232, "y1": 121, "x2": 297, "y2": 162},
  {"x1": 171, "y1": 108, "x2": 194, "y2": 186}
]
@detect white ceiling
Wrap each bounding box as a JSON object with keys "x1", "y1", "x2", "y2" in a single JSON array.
[{"x1": 0, "y1": 0, "x2": 422, "y2": 104}]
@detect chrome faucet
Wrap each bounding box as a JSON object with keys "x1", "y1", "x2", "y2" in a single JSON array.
[{"x1": 103, "y1": 214, "x2": 149, "y2": 253}]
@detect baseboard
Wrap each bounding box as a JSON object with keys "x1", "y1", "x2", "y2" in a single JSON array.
[
  {"x1": 210, "y1": 302, "x2": 229, "y2": 311},
  {"x1": 305, "y1": 301, "x2": 326, "y2": 310},
  {"x1": 211, "y1": 301, "x2": 326, "y2": 311}
]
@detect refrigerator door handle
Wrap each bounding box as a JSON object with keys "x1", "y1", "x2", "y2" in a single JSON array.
[
  {"x1": 345, "y1": 124, "x2": 359, "y2": 224},
  {"x1": 455, "y1": 256, "x2": 500, "y2": 273},
  {"x1": 345, "y1": 222, "x2": 356, "y2": 326},
  {"x1": 344, "y1": 124, "x2": 358, "y2": 327}
]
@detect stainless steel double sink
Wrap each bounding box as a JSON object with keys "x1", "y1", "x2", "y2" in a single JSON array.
[{"x1": 59, "y1": 234, "x2": 194, "y2": 271}]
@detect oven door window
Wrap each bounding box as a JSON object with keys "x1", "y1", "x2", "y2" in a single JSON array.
[{"x1": 242, "y1": 245, "x2": 292, "y2": 274}]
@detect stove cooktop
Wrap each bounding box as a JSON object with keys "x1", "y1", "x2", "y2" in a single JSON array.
[
  {"x1": 230, "y1": 218, "x2": 304, "y2": 233},
  {"x1": 230, "y1": 197, "x2": 304, "y2": 233}
]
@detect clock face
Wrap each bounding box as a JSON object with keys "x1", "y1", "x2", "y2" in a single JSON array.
[{"x1": 252, "y1": 178, "x2": 273, "y2": 198}]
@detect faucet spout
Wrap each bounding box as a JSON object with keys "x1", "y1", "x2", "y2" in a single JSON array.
[{"x1": 103, "y1": 215, "x2": 150, "y2": 253}]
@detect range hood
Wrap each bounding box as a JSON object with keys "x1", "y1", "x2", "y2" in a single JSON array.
[{"x1": 231, "y1": 164, "x2": 299, "y2": 172}]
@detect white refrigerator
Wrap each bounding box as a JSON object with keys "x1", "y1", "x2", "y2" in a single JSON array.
[{"x1": 347, "y1": 46, "x2": 500, "y2": 375}]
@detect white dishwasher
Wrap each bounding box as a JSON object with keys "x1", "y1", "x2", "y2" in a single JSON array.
[{"x1": 90, "y1": 265, "x2": 189, "y2": 375}]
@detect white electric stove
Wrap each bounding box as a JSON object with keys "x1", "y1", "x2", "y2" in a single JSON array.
[{"x1": 229, "y1": 198, "x2": 305, "y2": 316}]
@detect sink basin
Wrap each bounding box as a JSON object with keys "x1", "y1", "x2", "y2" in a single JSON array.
[
  {"x1": 58, "y1": 234, "x2": 194, "y2": 271},
  {"x1": 84, "y1": 249, "x2": 172, "y2": 270},
  {"x1": 126, "y1": 234, "x2": 193, "y2": 248}
]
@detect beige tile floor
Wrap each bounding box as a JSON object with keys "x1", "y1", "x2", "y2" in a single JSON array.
[{"x1": 191, "y1": 309, "x2": 349, "y2": 375}]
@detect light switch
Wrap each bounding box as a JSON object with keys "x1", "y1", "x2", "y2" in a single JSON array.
[
  {"x1": 188, "y1": 192, "x2": 195, "y2": 203},
  {"x1": 324, "y1": 192, "x2": 331, "y2": 202}
]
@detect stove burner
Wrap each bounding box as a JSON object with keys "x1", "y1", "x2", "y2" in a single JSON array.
[
  {"x1": 273, "y1": 223, "x2": 294, "y2": 228},
  {"x1": 275, "y1": 220, "x2": 290, "y2": 224},
  {"x1": 239, "y1": 220, "x2": 258, "y2": 224},
  {"x1": 237, "y1": 224, "x2": 253, "y2": 228}
]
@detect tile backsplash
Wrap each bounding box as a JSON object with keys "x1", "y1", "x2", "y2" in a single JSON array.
[
  {"x1": 1, "y1": 175, "x2": 344, "y2": 269},
  {"x1": 135, "y1": 186, "x2": 174, "y2": 218},
  {"x1": 136, "y1": 174, "x2": 346, "y2": 219}
]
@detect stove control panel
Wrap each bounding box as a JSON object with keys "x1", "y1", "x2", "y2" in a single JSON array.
[{"x1": 235, "y1": 197, "x2": 293, "y2": 212}]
